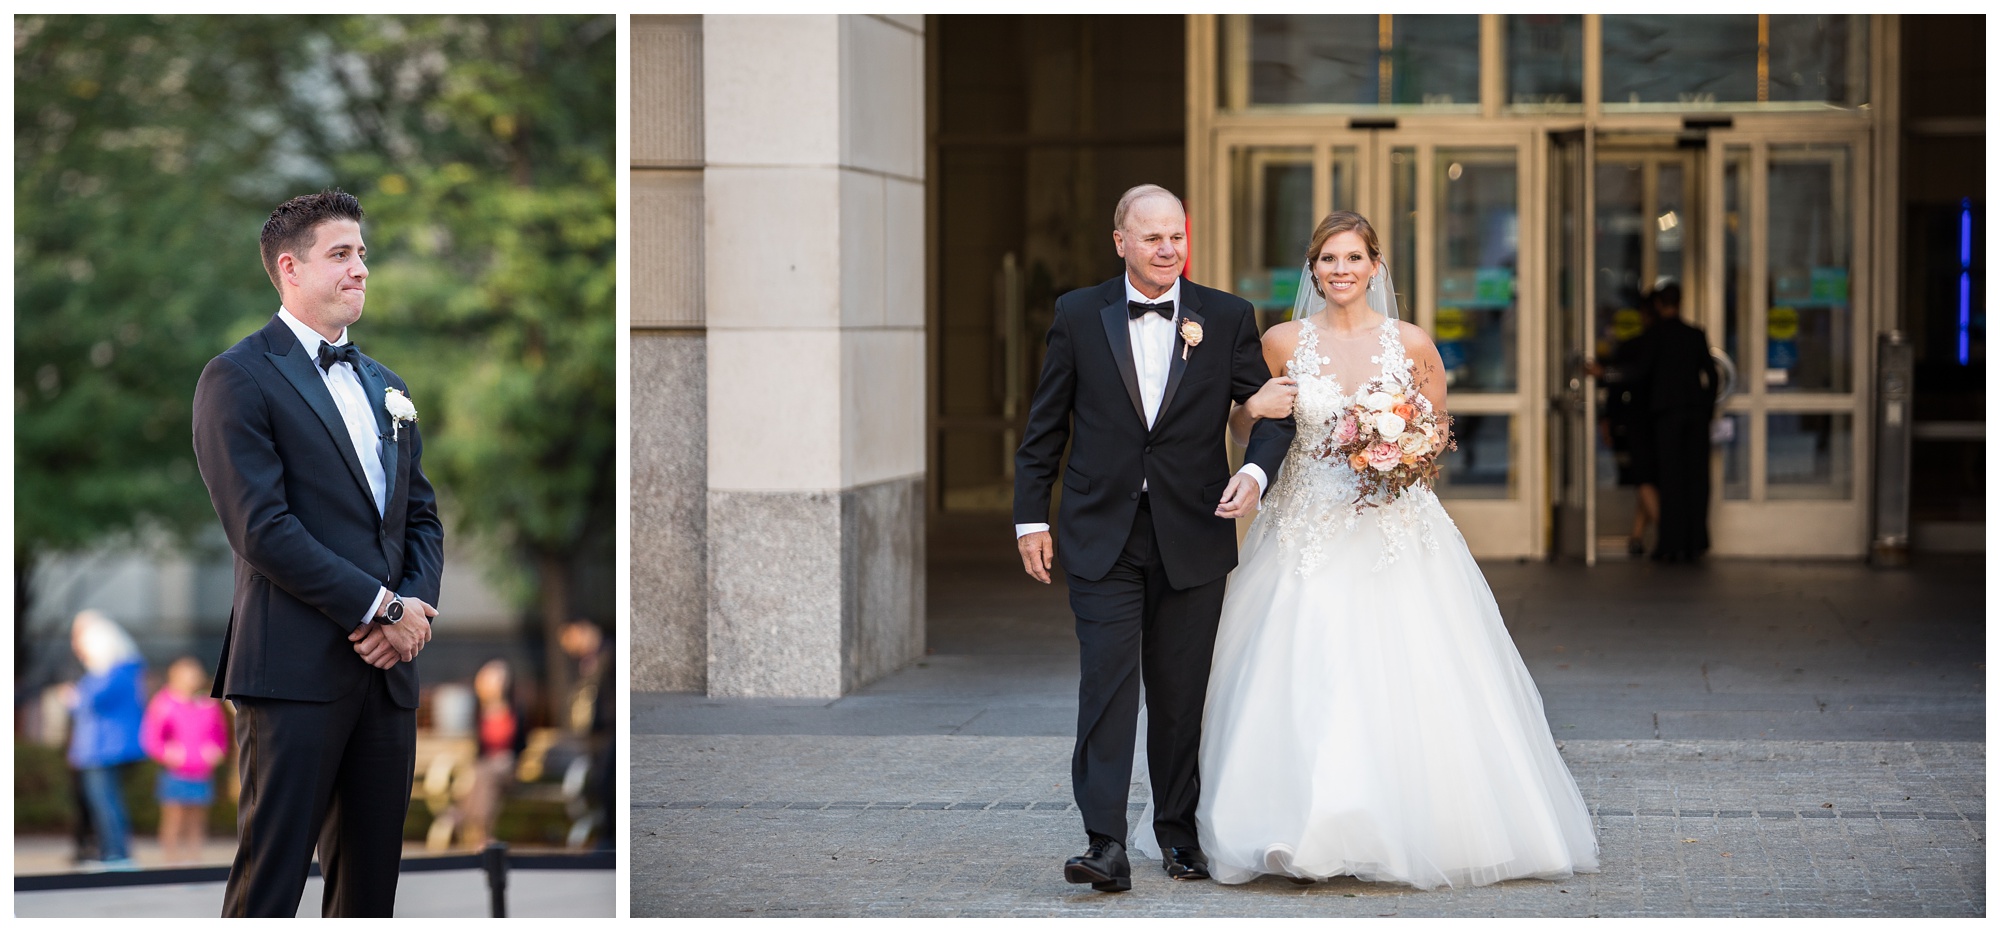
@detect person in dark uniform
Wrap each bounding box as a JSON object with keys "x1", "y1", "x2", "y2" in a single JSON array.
[
  {"x1": 1619, "y1": 282, "x2": 1718, "y2": 563},
  {"x1": 1599, "y1": 292, "x2": 1660, "y2": 556}
]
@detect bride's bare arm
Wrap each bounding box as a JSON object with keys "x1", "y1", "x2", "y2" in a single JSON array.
[{"x1": 1398, "y1": 320, "x2": 1449, "y2": 412}]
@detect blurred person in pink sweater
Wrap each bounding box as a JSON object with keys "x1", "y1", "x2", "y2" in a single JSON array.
[{"x1": 141, "y1": 657, "x2": 231, "y2": 864}]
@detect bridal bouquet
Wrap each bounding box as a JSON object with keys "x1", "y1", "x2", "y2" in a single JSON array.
[{"x1": 1309, "y1": 374, "x2": 1454, "y2": 506}]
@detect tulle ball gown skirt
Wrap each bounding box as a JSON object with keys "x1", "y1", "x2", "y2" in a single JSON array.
[{"x1": 1194, "y1": 498, "x2": 1600, "y2": 889}]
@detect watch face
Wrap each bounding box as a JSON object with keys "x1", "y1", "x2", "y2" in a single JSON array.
[{"x1": 385, "y1": 599, "x2": 404, "y2": 623}]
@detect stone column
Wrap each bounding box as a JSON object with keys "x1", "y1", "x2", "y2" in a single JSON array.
[{"x1": 703, "y1": 15, "x2": 926, "y2": 697}]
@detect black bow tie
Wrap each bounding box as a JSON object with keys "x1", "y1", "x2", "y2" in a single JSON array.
[
  {"x1": 1128, "y1": 300, "x2": 1174, "y2": 320},
  {"x1": 317, "y1": 341, "x2": 362, "y2": 373}
]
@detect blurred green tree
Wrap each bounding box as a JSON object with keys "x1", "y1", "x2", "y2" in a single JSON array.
[
  {"x1": 14, "y1": 15, "x2": 614, "y2": 705},
  {"x1": 15, "y1": 16, "x2": 312, "y2": 670}
]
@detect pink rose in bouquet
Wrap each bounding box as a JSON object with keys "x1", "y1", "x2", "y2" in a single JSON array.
[{"x1": 1364, "y1": 442, "x2": 1402, "y2": 471}]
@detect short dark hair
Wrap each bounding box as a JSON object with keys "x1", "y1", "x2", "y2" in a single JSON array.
[
  {"x1": 1652, "y1": 281, "x2": 1683, "y2": 312},
  {"x1": 259, "y1": 190, "x2": 364, "y2": 291}
]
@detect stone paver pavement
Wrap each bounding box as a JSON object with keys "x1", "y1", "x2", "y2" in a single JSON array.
[
  {"x1": 631, "y1": 735, "x2": 1983, "y2": 917},
  {"x1": 633, "y1": 553, "x2": 1984, "y2": 917}
]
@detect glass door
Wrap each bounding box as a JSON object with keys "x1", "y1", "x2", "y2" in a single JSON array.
[
  {"x1": 1705, "y1": 129, "x2": 1873, "y2": 555},
  {"x1": 1404, "y1": 133, "x2": 1545, "y2": 557},
  {"x1": 1588, "y1": 137, "x2": 1706, "y2": 560}
]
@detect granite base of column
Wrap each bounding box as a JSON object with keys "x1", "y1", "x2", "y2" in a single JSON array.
[
  {"x1": 707, "y1": 476, "x2": 925, "y2": 698},
  {"x1": 631, "y1": 332, "x2": 709, "y2": 692},
  {"x1": 840, "y1": 476, "x2": 925, "y2": 693}
]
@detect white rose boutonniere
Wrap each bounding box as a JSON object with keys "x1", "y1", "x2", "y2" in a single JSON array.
[
  {"x1": 1179, "y1": 319, "x2": 1203, "y2": 360},
  {"x1": 383, "y1": 387, "x2": 418, "y2": 440}
]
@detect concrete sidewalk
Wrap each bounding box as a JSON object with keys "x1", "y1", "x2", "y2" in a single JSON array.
[
  {"x1": 12, "y1": 867, "x2": 615, "y2": 918},
  {"x1": 632, "y1": 552, "x2": 1985, "y2": 917}
]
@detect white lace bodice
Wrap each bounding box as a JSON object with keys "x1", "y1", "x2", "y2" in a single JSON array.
[{"x1": 1258, "y1": 316, "x2": 1458, "y2": 574}]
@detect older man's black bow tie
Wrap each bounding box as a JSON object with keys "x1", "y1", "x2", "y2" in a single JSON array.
[
  {"x1": 1128, "y1": 300, "x2": 1174, "y2": 320},
  {"x1": 317, "y1": 341, "x2": 363, "y2": 373}
]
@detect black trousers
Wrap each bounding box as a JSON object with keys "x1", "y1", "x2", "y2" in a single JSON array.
[
  {"x1": 223, "y1": 666, "x2": 416, "y2": 917},
  {"x1": 1065, "y1": 499, "x2": 1228, "y2": 850},
  {"x1": 1652, "y1": 411, "x2": 1712, "y2": 560}
]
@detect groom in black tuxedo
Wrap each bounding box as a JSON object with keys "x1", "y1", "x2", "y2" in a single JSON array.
[
  {"x1": 1014, "y1": 184, "x2": 1295, "y2": 891},
  {"x1": 192, "y1": 190, "x2": 444, "y2": 916}
]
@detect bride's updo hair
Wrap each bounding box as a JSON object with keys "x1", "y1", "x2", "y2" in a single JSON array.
[{"x1": 1305, "y1": 210, "x2": 1383, "y2": 266}]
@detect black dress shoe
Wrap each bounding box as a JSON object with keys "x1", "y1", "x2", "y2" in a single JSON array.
[
  {"x1": 1063, "y1": 837, "x2": 1131, "y2": 892},
  {"x1": 1164, "y1": 846, "x2": 1211, "y2": 881}
]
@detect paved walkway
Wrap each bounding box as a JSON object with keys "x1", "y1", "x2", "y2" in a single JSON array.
[{"x1": 633, "y1": 549, "x2": 1985, "y2": 917}]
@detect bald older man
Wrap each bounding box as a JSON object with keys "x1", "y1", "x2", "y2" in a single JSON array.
[{"x1": 1013, "y1": 184, "x2": 1296, "y2": 891}]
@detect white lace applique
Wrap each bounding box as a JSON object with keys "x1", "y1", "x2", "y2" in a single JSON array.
[{"x1": 1261, "y1": 317, "x2": 1458, "y2": 575}]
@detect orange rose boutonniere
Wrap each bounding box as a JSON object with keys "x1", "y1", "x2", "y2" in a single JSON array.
[{"x1": 1179, "y1": 319, "x2": 1203, "y2": 360}]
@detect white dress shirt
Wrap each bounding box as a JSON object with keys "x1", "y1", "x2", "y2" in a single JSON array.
[
  {"x1": 276, "y1": 307, "x2": 394, "y2": 624},
  {"x1": 1128, "y1": 277, "x2": 1182, "y2": 432},
  {"x1": 1015, "y1": 278, "x2": 1268, "y2": 539}
]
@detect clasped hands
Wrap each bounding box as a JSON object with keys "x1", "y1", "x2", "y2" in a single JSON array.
[{"x1": 349, "y1": 596, "x2": 438, "y2": 669}]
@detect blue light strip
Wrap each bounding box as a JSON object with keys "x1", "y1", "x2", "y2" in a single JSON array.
[
  {"x1": 1960, "y1": 199, "x2": 1972, "y2": 366},
  {"x1": 1962, "y1": 200, "x2": 1972, "y2": 268},
  {"x1": 1962, "y1": 272, "x2": 1972, "y2": 366}
]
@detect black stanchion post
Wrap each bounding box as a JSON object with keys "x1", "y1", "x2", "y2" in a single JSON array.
[{"x1": 482, "y1": 841, "x2": 509, "y2": 918}]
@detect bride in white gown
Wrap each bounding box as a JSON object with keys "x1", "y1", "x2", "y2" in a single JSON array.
[{"x1": 1134, "y1": 211, "x2": 1599, "y2": 889}]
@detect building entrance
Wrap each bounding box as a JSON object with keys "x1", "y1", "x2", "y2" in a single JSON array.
[{"x1": 928, "y1": 14, "x2": 1896, "y2": 561}]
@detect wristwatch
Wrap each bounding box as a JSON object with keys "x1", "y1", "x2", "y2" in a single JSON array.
[{"x1": 380, "y1": 594, "x2": 404, "y2": 625}]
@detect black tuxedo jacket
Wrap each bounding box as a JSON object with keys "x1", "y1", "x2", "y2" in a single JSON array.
[
  {"x1": 1013, "y1": 276, "x2": 1295, "y2": 589},
  {"x1": 192, "y1": 315, "x2": 444, "y2": 710}
]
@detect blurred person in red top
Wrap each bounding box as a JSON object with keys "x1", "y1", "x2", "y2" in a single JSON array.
[{"x1": 459, "y1": 659, "x2": 523, "y2": 848}]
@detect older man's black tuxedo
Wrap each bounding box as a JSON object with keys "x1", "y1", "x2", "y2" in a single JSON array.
[
  {"x1": 1014, "y1": 275, "x2": 1293, "y2": 853},
  {"x1": 193, "y1": 313, "x2": 443, "y2": 916}
]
